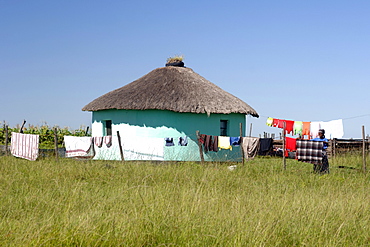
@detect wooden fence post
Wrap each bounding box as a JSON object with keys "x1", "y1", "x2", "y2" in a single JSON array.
[
  {"x1": 5, "y1": 125, "x2": 9, "y2": 156},
  {"x1": 283, "y1": 121, "x2": 286, "y2": 170},
  {"x1": 20, "y1": 120, "x2": 26, "y2": 133},
  {"x1": 196, "y1": 131, "x2": 205, "y2": 163},
  {"x1": 54, "y1": 127, "x2": 59, "y2": 161},
  {"x1": 240, "y1": 123, "x2": 245, "y2": 165},
  {"x1": 333, "y1": 138, "x2": 336, "y2": 159},
  {"x1": 362, "y1": 126, "x2": 366, "y2": 173},
  {"x1": 117, "y1": 131, "x2": 125, "y2": 162},
  {"x1": 249, "y1": 123, "x2": 252, "y2": 137}
]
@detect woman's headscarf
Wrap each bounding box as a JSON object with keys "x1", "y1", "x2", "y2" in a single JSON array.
[{"x1": 318, "y1": 129, "x2": 326, "y2": 139}]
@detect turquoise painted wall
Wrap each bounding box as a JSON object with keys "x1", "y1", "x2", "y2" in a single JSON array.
[{"x1": 91, "y1": 109, "x2": 246, "y2": 161}]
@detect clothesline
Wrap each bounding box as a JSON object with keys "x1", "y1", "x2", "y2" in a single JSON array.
[
  {"x1": 256, "y1": 113, "x2": 370, "y2": 122},
  {"x1": 265, "y1": 117, "x2": 344, "y2": 139}
]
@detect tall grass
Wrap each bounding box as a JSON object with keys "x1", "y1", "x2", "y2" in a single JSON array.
[{"x1": 0, "y1": 155, "x2": 369, "y2": 246}]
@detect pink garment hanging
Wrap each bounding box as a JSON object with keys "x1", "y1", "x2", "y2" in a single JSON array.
[
  {"x1": 94, "y1": 137, "x2": 103, "y2": 148},
  {"x1": 104, "y1": 135, "x2": 112, "y2": 148}
]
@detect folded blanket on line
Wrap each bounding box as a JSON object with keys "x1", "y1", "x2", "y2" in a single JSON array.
[
  {"x1": 64, "y1": 136, "x2": 93, "y2": 157},
  {"x1": 11, "y1": 132, "x2": 39, "y2": 161}
]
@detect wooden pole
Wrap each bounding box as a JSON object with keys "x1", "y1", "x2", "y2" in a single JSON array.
[
  {"x1": 362, "y1": 125, "x2": 366, "y2": 173},
  {"x1": 249, "y1": 123, "x2": 252, "y2": 137},
  {"x1": 117, "y1": 131, "x2": 125, "y2": 162},
  {"x1": 5, "y1": 125, "x2": 8, "y2": 156},
  {"x1": 54, "y1": 127, "x2": 59, "y2": 161},
  {"x1": 333, "y1": 138, "x2": 336, "y2": 159},
  {"x1": 20, "y1": 120, "x2": 26, "y2": 133},
  {"x1": 85, "y1": 126, "x2": 89, "y2": 136},
  {"x1": 239, "y1": 123, "x2": 245, "y2": 165},
  {"x1": 283, "y1": 122, "x2": 286, "y2": 170},
  {"x1": 196, "y1": 131, "x2": 205, "y2": 163}
]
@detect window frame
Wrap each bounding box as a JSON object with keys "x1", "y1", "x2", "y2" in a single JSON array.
[
  {"x1": 104, "y1": 120, "x2": 112, "y2": 136},
  {"x1": 220, "y1": 120, "x2": 228, "y2": 136}
]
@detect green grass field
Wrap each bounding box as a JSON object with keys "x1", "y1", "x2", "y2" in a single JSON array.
[{"x1": 1, "y1": 155, "x2": 369, "y2": 246}]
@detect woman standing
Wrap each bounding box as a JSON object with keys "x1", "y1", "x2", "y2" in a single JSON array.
[{"x1": 311, "y1": 129, "x2": 329, "y2": 173}]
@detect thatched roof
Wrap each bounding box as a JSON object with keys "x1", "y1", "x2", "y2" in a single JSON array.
[{"x1": 82, "y1": 66, "x2": 259, "y2": 117}]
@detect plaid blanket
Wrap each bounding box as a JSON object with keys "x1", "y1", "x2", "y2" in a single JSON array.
[{"x1": 296, "y1": 140, "x2": 323, "y2": 164}]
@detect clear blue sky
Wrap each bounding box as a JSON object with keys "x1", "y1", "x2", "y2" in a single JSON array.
[{"x1": 1, "y1": 0, "x2": 369, "y2": 138}]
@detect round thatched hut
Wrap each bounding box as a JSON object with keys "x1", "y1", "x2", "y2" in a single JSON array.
[{"x1": 82, "y1": 62, "x2": 258, "y2": 161}]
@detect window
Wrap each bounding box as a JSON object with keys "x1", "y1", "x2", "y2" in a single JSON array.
[
  {"x1": 104, "y1": 120, "x2": 112, "y2": 136},
  {"x1": 220, "y1": 120, "x2": 228, "y2": 136}
]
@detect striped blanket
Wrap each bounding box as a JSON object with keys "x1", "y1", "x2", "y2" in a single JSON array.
[
  {"x1": 11, "y1": 132, "x2": 39, "y2": 161},
  {"x1": 296, "y1": 140, "x2": 323, "y2": 164}
]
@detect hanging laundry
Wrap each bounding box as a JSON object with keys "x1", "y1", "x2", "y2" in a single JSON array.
[
  {"x1": 277, "y1": 119, "x2": 285, "y2": 129},
  {"x1": 212, "y1": 136, "x2": 218, "y2": 152},
  {"x1": 285, "y1": 137, "x2": 297, "y2": 157},
  {"x1": 230, "y1": 136, "x2": 241, "y2": 146},
  {"x1": 258, "y1": 138, "x2": 273, "y2": 155},
  {"x1": 178, "y1": 136, "x2": 188, "y2": 146},
  {"x1": 302, "y1": 122, "x2": 311, "y2": 137},
  {"x1": 11, "y1": 132, "x2": 39, "y2": 161},
  {"x1": 94, "y1": 136, "x2": 103, "y2": 148},
  {"x1": 202, "y1": 135, "x2": 218, "y2": 152},
  {"x1": 241, "y1": 137, "x2": 260, "y2": 160},
  {"x1": 320, "y1": 119, "x2": 344, "y2": 139},
  {"x1": 104, "y1": 135, "x2": 112, "y2": 148},
  {"x1": 276, "y1": 119, "x2": 294, "y2": 134},
  {"x1": 64, "y1": 136, "x2": 94, "y2": 158},
  {"x1": 330, "y1": 119, "x2": 344, "y2": 138},
  {"x1": 296, "y1": 140, "x2": 323, "y2": 164},
  {"x1": 293, "y1": 121, "x2": 303, "y2": 136},
  {"x1": 272, "y1": 118, "x2": 280, "y2": 127},
  {"x1": 218, "y1": 136, "x2": 232, "y2": 150},
  {"x1": 199, "y1": 134, "x2": 206, "y2": 145},
  {"x1": 285, "y1": 120, "x2": 294, "y2": 134},
  {"x1": 310, "y1": 122, "x2": 322, "y2": 139},
  {"x1": 266, "y1": 117, "x2": 274, "y2": 127},
  {"x1": 205, "y1": 135, "x2": 212, "y2": 152},
  {"x1": 198, "y1": 134, "x2": 211, "y2": 152},
  {"x1": 165, "y1": 137, "x2": 175, "y2": 146},
  {"x1": 208, "y1": 135, "x2": 218, "y2": 152}
]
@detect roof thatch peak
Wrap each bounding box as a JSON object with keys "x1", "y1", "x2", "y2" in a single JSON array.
[
  {"x1": 166, "y1": 55, "x2": 185, "y2": 67},
  {"x1": 82, "y1": 66, "x2": 259, "y2": 117}
]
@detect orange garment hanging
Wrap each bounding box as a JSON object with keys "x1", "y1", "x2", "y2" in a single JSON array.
[{"x1": 302, "y1": 122, "x2": 311, "y2": 138}]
